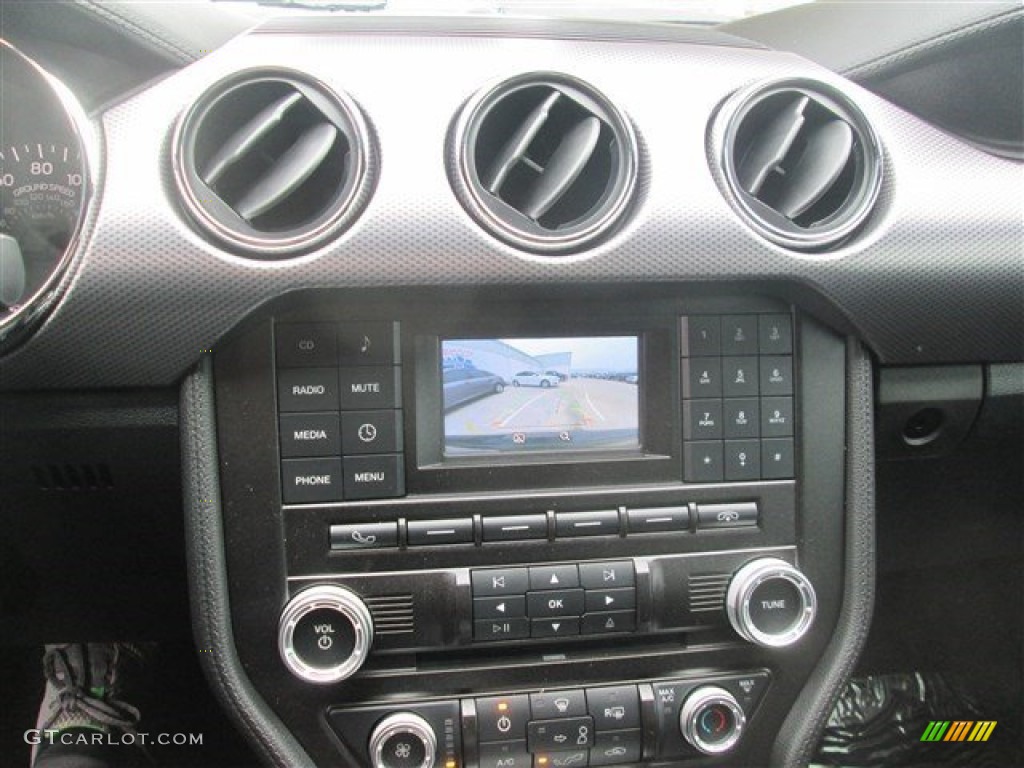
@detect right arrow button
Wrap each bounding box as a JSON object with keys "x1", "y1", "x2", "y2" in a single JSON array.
[{"x1": 584, "y1": 587, "x2": 636, "y2": 613}]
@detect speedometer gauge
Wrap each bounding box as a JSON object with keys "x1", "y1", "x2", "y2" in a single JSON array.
[{"x1": 0, "y1": 41, "x2": 92, "y2": 352}]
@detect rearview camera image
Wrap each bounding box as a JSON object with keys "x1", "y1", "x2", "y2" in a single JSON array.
[{"x1": 442, "y1": 337, "x2": 640, "y2": 456}]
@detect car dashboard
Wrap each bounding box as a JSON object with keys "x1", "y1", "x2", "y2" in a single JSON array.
[{"x1": 1, "y1": 5, "x2": 1021, "y2": 768}]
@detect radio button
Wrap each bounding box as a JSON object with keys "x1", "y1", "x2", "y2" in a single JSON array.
[
  {"x1": 682, "y1": 357, "x2": 723, "y2": 399},
  {"x1": 483, "y1": 515, "x2": 548, "y2": 542},
  {"x1": 527, "y1": 589, "x2": 584, "y2": 618},
  {"x1": 407, "y1": 518, "x2": 473, "y2": 546},
  {"x1": 724, "y1": 440, "x2": 761, "y2": 482},
  {"x1": 759, "y1": 314, "x2": 793, "y2": 355},
  {"x1": 590, "y1": 730, "x2": 643, "y2": 767},
  {"x1": 278, "y1": 368, "x2": 339, "y2": 412},
  {"x1": 531, "y1": 618, "x2": 581, "y2": 639},
  {"x1": 276, "y1": 323, "x2": 337, "y2": 368},
  {"x1": 722, "y1": 357, "x2": 760, "y2": 398},
  {"x1": 683, "y1": 399, "x2": 723, "y2": 441},
  {"x1": 584, "y1": 588, "x2": 635, "y2": 613},
  {"x1": 762, "y1": 438, "x2": 795, "y2": 479},
  {"x1": 280, "y1": 412, "x2": 341, "y2": 458},
  {"x1": 581, "y1": 611, "x2": 636, "y2": 635},
  {"x1": 696, "y1": 502, "x2": 758, "y2": 529},
  {"x1": 626, "y1": 506, "x2": 689, "y2": 534},
  {"x1": 341, "y1": 410, "x2": 403, "y2": 455},
  {"x1": 681, "y1": 316, "x2": 721, "y2": 357},
  {"x1": 473, "y1": 568, "x2": 529, "y2": 597},
  {"x1": 684, "y1": 441, "x2": 724, "y2": 483},
  {"x1": 474, "y1": 619, "x2": 530, "y2": 643},
  {"x1": 474, "y1": 596, "x2": 526, "y2": 620},
  {"x1": 586, "y1": 686, "x2": 641, "y2": 730},
  {"x1": 339, "y1": 366, "x2": 401, "y2": 411},
  {"x1": 281, "y1": 458, "x2": 343, "y2": 504},
  {"x1": 531, "y1": 690, "x2": 587, "y2": 719},
  {"x1": 477, "y1": 695, "x2": 530, "y2": 742},
  {"x1": 579, "y1": 562, "x2": 634, "y2": 589},
  {"x1": 555, "y1": 510, "x2": 619, "y2": 538},
  {"x1": 342, "y1": 454, "x2": 404, "y2": 500},
  {"x1": 529, "y1": 564, "x2": 580, "y2": 590},
  {"x1": 721, "y1": 315, "x2": 759, "y2": 356},
  {"x1": 330, "y1": 522, "x2": 398, "y2": 550}
]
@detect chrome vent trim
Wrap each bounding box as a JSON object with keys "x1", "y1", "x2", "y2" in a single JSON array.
[
  {"x1": 688, "y1": 573, "x2": 731, "y2": 614},
  {"x1": 714, "y1": 78, "x2": 883, "y2": 252},
  {"x1": 172, "y1": 70, "x2": 374, "y2": 259},
  {"x1": 365, "y1": 595, "x2": 415, "y2": 635},
  {"x1": 452, "y1": 72, "x2": 638, "y2": 255}
]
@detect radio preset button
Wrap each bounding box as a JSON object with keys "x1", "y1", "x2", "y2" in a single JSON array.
[
  {"x1": 527, "y1": 589, "x2": 585, "y2": 619},
  {"x1": 531, "y1": 618, "x2": 581, "y2": 639},
  {"x1": 579, "y1": 562, "x2": 634, "y2": 589},
  {"x1": 723, "y1": 399, "x2": 760, "y2": 440},
  {"x1": 721, "y1": 315, "x2": 759, "y2": 356},
  {"x1": 760, "y1": 356, "x2": 793, "y2": 396},
  {"x1": 682, "y1": 357, "x2": 723, "y2": 398},
  {"x1": 483, "y1": 515, "x2": 548, "y2": 542},
  {"x1": 407, "y1": 518, "x2": 473, "y2": 547},
  {"x1": 473, "y1": 568, "x2": 530, "y2": 597},
  {"x1": 330, "y1": 522, "x2": 398, "y2": 550},
  {"x1": 555, "y1": 510, "x2": 619, "y2": 538},
  {"x1": 586, "y1": 685, "x2": 641, "y2": 730},
  {"x1": 682, "y1": 316, "x2": 721, "y2": 357},
  {"x1": 683, "y1": 399, "x2": 723, "y2": 441},
  {"x1": 759, "y1": 314, "x2": 793, "y2": 354},
  {"x1": 626, "y1": 506, "x2": 689, "y2": 534},
  {"x1": 581, "y1": 611, "x2": 636, "y2": 635},
  {"x1": 281, "y1": 458, "x2": 343, "y2": 504},
  {"x1": 280, "y1": 412, "x2": 341, "y2": 458},
  {"x1": 529, "y1": 564, "x2": 579, "y2": 590},
  {"x1": 477, "y1": 694, "x2": 530, "y2": 742},
  {"x1": 696, "y1": 502, "x2": 759, "y2": 529},
  {"x1": 276, "y1": 323, "x2": 337, "y2": 368},
  {"x1": 722, "y1": 357, "x2": 759, "y2": 398},
  {"x1": 760, "y1": 397, "x2": 794, "y2": 438},
  {"x1": 531, "y1": 690, "x2": 587, "y2": 719},
  {"x1": 278, "y1": 368, "x2": 339, "y2": 412},
  {"x1": 584, "y1": 588, "x2": 635, "y2": 613},
  {"x1": 474, "y1": 596, "x2": 527, "y2": 620}
]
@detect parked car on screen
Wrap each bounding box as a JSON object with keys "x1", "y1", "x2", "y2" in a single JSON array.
[
  {"x1": 443, "y1": 368, "x2": 505, "y2": 410},
  {"x1": 511, "y1": 371, "x2": 560, "y2": 388}
]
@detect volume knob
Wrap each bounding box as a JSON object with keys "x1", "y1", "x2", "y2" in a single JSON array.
[
  {"x1": 277, "y1": 585, "x2": 373, "y2": 683},
  {"x1": 726, "y1": 558, "x2": 816, "y2": 648}
]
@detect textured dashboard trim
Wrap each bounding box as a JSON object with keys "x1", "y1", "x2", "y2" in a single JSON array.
[
  {"x1": 771, "y1": 339, "x2": 876, "y2": 767},
  {"x1": 0, "y1": 28, "x2": 1021, "y2": 391},
  {"x1": 181, "y1": 359, "x2": 315, "y2": 768}
]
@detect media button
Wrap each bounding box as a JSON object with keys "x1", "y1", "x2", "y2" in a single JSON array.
[
  {"x1": 579, "y1": 562, "x2": 634, "y2": 589},
  {"x1": 329, "y1": 522, "x2": 398, "y2": 550},
  {"x1": 473, "y1": 568, "x2": 529, "y2": 597},
  {"x1": 275, "y1": 323, "x2": 337, "y2": 368},
  {"x1": 341, "y1": 410, "x2": 403, "y2": 455},
  {"x1": 477, "y1": 694, "x2": 530, "y2": 742},
  {"x1": 527, "y1": 589, "x2": 584, "y2": 618},
  {"x1": 281, "y1": 458, "x2": 343, "y2": 504},
  {"x1": 278, "y1": 368, "x2": 339, "y2": 413},
  {"x1": 280, "y1": 412, "x2": 341, "y2": 458},
  {"x1": 341, "y1": 454, "x2": 404, "y2": 500}
]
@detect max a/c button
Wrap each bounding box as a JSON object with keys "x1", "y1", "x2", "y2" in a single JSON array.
[{"x1": 696, "y1": 502, "x2": 759, "y2": 529}]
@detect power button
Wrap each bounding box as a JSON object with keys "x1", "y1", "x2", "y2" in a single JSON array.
[{"x1": 476, "y1": 695, "x2": 530, "y2": 742}]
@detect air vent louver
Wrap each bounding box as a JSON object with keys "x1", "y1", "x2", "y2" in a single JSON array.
[
  {"x1": 716, "y1": 79, "x2": 882, "y2": 251},
  {"x1": 452, "y1": 73, "x2": 638, "y2": 254},
  {"x1": 173, "y1": 72, "x2": 373, "y2": 257}
]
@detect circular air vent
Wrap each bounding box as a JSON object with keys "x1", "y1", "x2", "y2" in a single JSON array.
[
  {"x1": 452, "y1": 73, "x2": 638, "y2": 255},
  {"x1": 173, "y1": 71, "x2": 374, "y2": 258},
  {"x1": 714, "y1": 79, "x2": 882, "y2": 251}
]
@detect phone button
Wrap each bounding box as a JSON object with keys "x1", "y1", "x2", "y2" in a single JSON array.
[{"x1": 329, "y1": 522, "x2": 399, "y2": 550}]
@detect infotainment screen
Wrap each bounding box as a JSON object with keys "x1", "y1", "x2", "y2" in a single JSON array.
[{"x1": 441, "y1": 336, "x2": 640, "y2": 456}]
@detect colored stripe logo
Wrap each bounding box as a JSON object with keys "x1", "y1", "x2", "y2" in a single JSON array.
[{"x1": 921, "y1": 721, "x2": 997, "y2": 742}]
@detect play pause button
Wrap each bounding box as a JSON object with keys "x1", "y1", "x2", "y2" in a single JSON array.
[
  {"x1": 584, "y1": 588, "x2": 636, "y2": 612},
  {"x1": 532, "y1": 618, "x2": 581, "y2": 638}
]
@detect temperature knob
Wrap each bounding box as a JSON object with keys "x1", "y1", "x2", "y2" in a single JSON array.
[
  {"x1": 727, "y1": 558, "x2": 817, "y2": 647},
  {"x1": 277, "y1": 585, "x2": 373, "y2": 684},
  {"x1": 679, "y1": 686, "x2": 745, "y2": 755},
  {"x1": 369, "y1": 713, "x2": 437, "y2": 768}
]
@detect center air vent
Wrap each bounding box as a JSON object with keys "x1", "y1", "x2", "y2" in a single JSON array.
[
  {"x1": 173, "y1": 71, "x2": 374, "y2": 258},
  {"x1": 452, "y1": 73, "x2": 638, "y2": 254},
  {"x1": 714, "y1": 79, "x2": 883, "y2": 251}
]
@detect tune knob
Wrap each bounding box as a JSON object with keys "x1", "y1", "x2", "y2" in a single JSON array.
[
  {"x1": 369, "y1": 713, "x2": 437, "y2": 768},
  {"x1": 679, "y1": 686, "x2": 745, "y2": 755},
  {"x1": 726, "y1": 558, "x2": 817, "y2": 647},
  {"x1": 277, "y1": 584, "x2": 373, "y2": 683}
]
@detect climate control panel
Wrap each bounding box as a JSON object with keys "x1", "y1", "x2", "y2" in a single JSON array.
[{"x1": 328, "y1": 673, "x2": 769, "y2": 767}]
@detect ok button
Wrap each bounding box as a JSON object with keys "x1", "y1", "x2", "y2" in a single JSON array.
[{"x1": 527, "y1": 589, "x2": 585, "y2": 618}]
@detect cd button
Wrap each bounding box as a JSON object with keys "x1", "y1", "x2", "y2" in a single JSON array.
[{"x1": 275, "y1": 323, "x2": 337, "y2": 368}]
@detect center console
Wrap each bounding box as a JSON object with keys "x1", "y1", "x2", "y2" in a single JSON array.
[{"x1": 205, "y1": 286, "x2": 849, "y2": 768}]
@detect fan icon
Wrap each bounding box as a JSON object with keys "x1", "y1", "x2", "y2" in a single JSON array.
[{"x1": 394, "y1": 743, "x2": 412, "y2": 759}]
